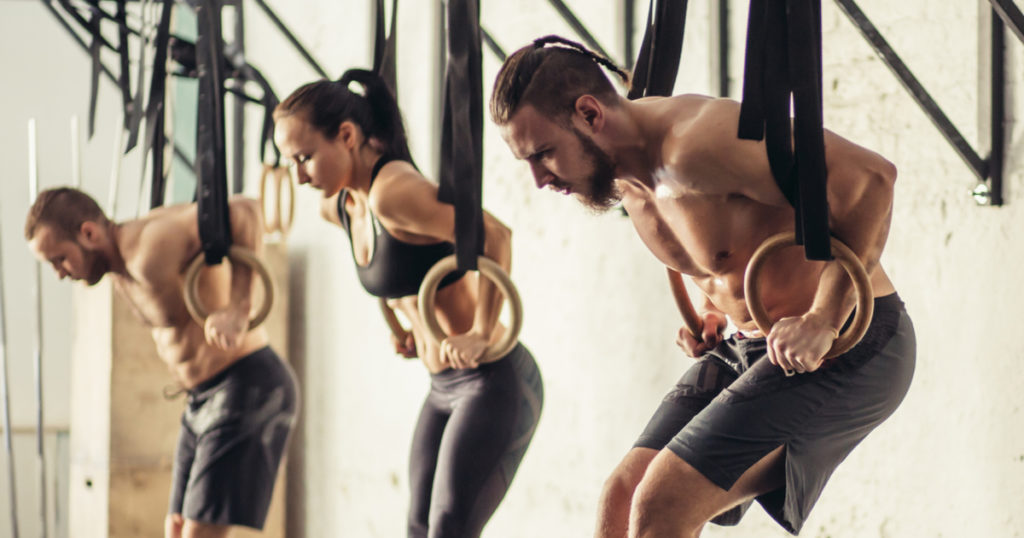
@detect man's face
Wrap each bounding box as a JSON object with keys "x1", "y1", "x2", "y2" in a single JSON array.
[
  {"x1": 501, "y1": 105, "x2": 621, "y2": 212},
  {"x1": 28, "y1": 225, "x2": 107, "y2": 285}
]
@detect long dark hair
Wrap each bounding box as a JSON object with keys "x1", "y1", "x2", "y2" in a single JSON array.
[{"x1": 275, "y1": 68, "x2": 415, "y2": 166}]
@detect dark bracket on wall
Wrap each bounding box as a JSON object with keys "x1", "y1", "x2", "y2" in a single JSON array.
[
  {"x1": 485, "y1": 0, "x2": 1013, "y2": 207},
  {"x1": 835, "y1": 0, "x2": 1019, "y2": 206},
  {"x1": 480, "y1": 1, "x2": 619, "y2": 66},
  {"x1": 248, "y1": 0, "x2": 328, "y2": 79}
]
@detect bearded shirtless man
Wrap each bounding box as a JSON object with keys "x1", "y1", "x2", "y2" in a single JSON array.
[
  {"x1": 26, "y1": 187, "x2": 297, "y2": 538},
  {"x1": 491, "y1": 36, "x2": 915, "y2": 537}
]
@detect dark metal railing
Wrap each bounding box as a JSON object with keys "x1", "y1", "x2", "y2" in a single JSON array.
[{"x1": 835, "y1": 0, "x2": 1012, "y2": 206}]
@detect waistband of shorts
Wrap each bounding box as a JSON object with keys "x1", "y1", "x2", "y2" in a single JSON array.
[
  {"x1": 735, "y1": 293, "x2": 903, "y2": 342},
  {"x1": 189, "y1": 345, "x2": 275, "y2": 394},
  {"x1": 873, "y1": 292, "x2": 904, "y2": 312}
]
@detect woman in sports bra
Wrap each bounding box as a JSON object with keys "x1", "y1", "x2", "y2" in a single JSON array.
[{"x1": 274, "y1": 69, "x2": 543, "y2": 538}]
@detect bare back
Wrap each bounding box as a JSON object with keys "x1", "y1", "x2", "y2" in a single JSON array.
[{"x1": 112, "y1": 200, "x2": 268, "y2": 388}]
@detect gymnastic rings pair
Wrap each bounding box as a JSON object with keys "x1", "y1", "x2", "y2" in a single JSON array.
[
  {"x1": 260, "y1": 163, "x2": 295, "y2": 236},
  {"x1": 182, "y1": 246, "x2": 276, "y2": 331},
  {"x1": 744, "y1": 232, "x2": 874, "y2": 376},
  {"x1": 380, "y1": 256, "x2": 524, "y2": 363}
]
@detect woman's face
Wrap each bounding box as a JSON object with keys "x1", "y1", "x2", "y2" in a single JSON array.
[{"x1": 274, "y1": 114, "x2": 353, "y2": 197}]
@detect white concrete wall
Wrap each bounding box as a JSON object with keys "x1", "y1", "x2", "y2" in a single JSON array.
[{"x1": 2, "y1": 0, "x2": 1022, "y2": 537}]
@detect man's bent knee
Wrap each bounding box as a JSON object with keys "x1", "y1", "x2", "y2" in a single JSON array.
[
  {"x1": 597, "y1": 448, "x2": 660, "y2": 538},
  {"x1": 165, "y1": 514, "x2": 184, "y2": 538},
  {"x1": 629, "y1": 451, "x2": 716, "y2": 537},
  {"x1": 601, "y1": 448, "x2": 659, "y2": 505}
]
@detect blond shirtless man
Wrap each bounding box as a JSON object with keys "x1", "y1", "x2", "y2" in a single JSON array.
[
  {"x1": 26, "y1": 188, "x2": 297, "y2": 538},
  {"x1": 490, "y1": 36, "x2": 915, "y2": 537}
]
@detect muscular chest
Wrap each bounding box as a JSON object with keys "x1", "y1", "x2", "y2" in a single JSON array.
[
  {"x1": 114, "y1": 272, "x2": 192, "y2": 328},
  {"x1": 625, "y1": 191, "x2": 751, "y2": 277}
]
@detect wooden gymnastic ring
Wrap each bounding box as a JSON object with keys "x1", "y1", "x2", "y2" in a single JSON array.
[
  {"x1": 417, "y1": 255, "x2": 523, "y2": 362},
  {"x1": 744, "y1": 232, "x2": 874, "y2": 361},
  {"x1": 183, "y1": 245, "x2": 275, "y2": 331},
  {"x1": 259, "y1": 164, "x2": 296, "y2": 236}
]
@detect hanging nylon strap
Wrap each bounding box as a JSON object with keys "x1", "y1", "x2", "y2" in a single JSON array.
[
  {"x1": 194, "y1": 0, "x2": 232, "y2": 264},
  {"x1": 628, "y1": 0, "x2": 689, "y2": 99},
  {"x1": 86, "y1": 4, "x2": 101, "y2": 138},
  {"x1": 51, "y1": 0, "x2": 108, "y2": 138},
  {"x1": 125, "y1": 3, "x2": 150, "y2": 152},
  {"x1": 170, "y1": 35, "x2": 282, "y2": 168},
  {"x1": 373, "y1": 0, "x2": 398, "y2": 96},
  {"x1": 738, "y1": 0, "x2": 831, "y2": 261},
  {"x1": 244, "y1": 65, "x2": 281, "y2": 167},
  {"x1": 115, "y1": 0, "x2": 133, "y2": 133},
  {"x1": 144, "y1": 0, "x2": 174, "y2": 208},
  {"x1": 437, "y1": 0, "x2": 484, "y2": 271}
]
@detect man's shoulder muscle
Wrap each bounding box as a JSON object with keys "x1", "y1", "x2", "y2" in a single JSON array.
[{"x1": 126, "y1": 205, "x2": 198, "y2": 282}]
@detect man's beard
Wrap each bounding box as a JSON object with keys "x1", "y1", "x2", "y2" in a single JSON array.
[
  {"x1": 572, "y1": 128, "x2": 621, "y2": 212},
  {"x1": 80, "y1": 245, "x2": 109, "y2": 285}
]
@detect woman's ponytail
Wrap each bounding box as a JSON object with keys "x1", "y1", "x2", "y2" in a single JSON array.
[{"x1": 338, "y1": 69, "x2": 414, "y2": 165}]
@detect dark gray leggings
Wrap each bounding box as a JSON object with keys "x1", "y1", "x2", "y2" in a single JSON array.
[{"x1": 407, "y1": 343, "x2": 543, "y2": 538}]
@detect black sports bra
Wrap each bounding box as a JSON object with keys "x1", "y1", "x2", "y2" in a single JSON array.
[{"x1": 337, "y1": 156, "x2": 466, "y2": 299}]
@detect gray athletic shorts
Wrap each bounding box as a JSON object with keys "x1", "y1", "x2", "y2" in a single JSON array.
[
  {"x1": 634, "y1": 294, "x2": 915, "y2": 534},
  {"x1": 168, "y1": 346, "x2": 299, "y2": 529}
]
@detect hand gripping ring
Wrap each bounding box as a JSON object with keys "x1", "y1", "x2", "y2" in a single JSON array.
[
  {"x1": 183, "y1": 246, "x2": 275, "y2": 331},
  {"x1": 259, "y1": 164, "x2": 295, "y2": 236},
  {"x1": 417, "y1": 255, "x2": 523, "y2": 363},
  {"x1": 744, "y1": 232, "x2": 874, "y2": 362}
]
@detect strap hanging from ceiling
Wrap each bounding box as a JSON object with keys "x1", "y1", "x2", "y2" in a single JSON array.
[
  {"x1": 86, "y1": 4, "x2": 102, "y2": 138},
  {"x1": 437, "y1": 0, "x2": 484, "y2": 272},
  {"x1": 194, "y1": 0, "x2": 232, "y2": 265},
  {"x1": 143, "y1": 0, "x2": 174, "y2": 208},
  {"x1": 738, "y1": 0, "x2": 832, "y2": 261},
  {"x1": 125, "y1": 3, "x2": 150, "y2": 152},
  {"x1": 373, "y1": 0, "x2": 399, "y2": 96},
  {"x1": 115, "y1": 0, "x2": 134, "y2": 135},
  {"x1": 628, "y1": 0, "x2": 690, "y2": 99}
]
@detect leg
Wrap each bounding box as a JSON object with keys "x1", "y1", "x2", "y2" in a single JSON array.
[
  {"x1": 426, "y1": 353, "x2": 540, "y2": 538},
  {"x1": 168, "y1": 415, "x2": 197, "y2": 538},
  {"x1": 600, "y1": 357, "x2": 739, "y2": 538},
  {"x1": 165, "y1": 513, "x2": 184, "y2": 538},
  {"x1": 181, "y1": 349, "x2": 298, "y2": 531},
  {"x1": 408, "y1": 393, "x2": 449, "y2": 538},
  {"x1": 630, "y1": 446, "x2": 785, "y2": 538},
  {"x1": 595, "y1": 447, "x2": 658, "y2": 538},
  {"x1": 181, "y1": 519, "x2": 232, "y2": 538}
]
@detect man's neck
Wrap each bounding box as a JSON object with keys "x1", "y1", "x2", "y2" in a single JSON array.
[
  {"x1": 106, "y1": 222, "x2": 129, "y2": 276},
  {"x1": 605, "y1": 100, "x2": 664, "y2": 190}
]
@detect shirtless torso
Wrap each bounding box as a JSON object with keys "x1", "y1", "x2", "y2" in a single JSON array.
[
  {"x1": 30, "y1": 196, "x2": 268, "y2": 388},
  {"x1": 504, "y1": 94, "x2": 896, "y2": 340},
  {"x1": 621, "y1": 96, "x2": 896, "y2": 330},
  {"x1": 113, "y1": 199, "x2": 269, "y2": 388}
]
